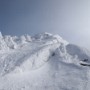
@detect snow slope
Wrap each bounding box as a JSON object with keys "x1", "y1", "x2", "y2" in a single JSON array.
[{"x1": 0, "y1": 32, "x2": 90, "y2": 90}]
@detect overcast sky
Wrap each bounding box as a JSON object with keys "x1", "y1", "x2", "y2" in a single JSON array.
[{"x1": 0, "y1": 0, "x2": 90, "y2": 49}]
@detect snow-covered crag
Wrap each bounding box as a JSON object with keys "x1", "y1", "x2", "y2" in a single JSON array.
[{"x1": 0, "y1": 32, "x2": 90, "y2": 90}]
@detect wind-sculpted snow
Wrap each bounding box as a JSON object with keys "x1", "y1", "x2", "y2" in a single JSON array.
[
  {"x1": 0, "y1": 32, "x2": 90, "y2": 90},
  {"x1": 66, "y1": 44, "x2": 90, "y2": 63}
]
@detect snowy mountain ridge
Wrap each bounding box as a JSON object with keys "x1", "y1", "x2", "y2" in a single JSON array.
[
  {"x1": 0, "y1": 32, "x2": 90, "y2": 90},
  {"x1": 0, "y1": 32, "x2": 68, "y2": 50}
]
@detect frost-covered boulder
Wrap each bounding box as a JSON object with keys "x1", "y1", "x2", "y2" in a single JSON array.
[
  {"x1": 4, "y1": 35, "x2": 17, "y2": 49},
  {"x1": 25, "y1": 34, "x2": 32, "y2": 42},
  {"x1": 0, "y1": 32, "x2": 8, "y2": 50},
  {"x1": 0, "y1": 32, "x2": 3, "y2": 38},
  {"x1": 33, "y1": 32, "x2": 53, "y2": 40}
]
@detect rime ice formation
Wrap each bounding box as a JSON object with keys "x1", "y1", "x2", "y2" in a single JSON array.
[{"x1": 0, "y1": 32, "x2": 90, "y2": 90}]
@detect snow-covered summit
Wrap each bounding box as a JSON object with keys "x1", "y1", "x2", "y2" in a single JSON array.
[
  {"x1": 0, "y1": 32, "x2": 90, "y2": 74},
  {"x1": 33, "y1": 32, "x2": 67, "y2": 41},
  {"x1": 0, "y1": 32, "x2": 90, "y2": 90},
  {"x1": 0, "y1": 32, "x2": 68, "y2": 50}
]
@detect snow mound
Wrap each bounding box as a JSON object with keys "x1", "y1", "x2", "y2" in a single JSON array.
[
  {"x1": 0, "y1": 32, "x2": 90, "y2": 90},
  {"x1": 66, "y1": 44, "x2": 90, "y2": 62}
]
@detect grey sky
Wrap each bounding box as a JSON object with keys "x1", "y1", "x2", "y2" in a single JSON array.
[{"x1": 0, "y1": 0, "x2": 90, "y2": 49}]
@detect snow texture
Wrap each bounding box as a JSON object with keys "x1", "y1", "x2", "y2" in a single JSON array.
[{"x1": 0, "y1": 32, "x2": 90, "y2": 90}]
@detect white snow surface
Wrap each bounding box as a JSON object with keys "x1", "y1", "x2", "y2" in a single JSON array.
[{"x1": 0, "y1": 32, "x2": 90, "y2": 90}]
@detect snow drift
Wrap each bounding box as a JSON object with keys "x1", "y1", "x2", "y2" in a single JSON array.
[{"x1": 0, "y1": 32, "x2": 90, "y2": 90}]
